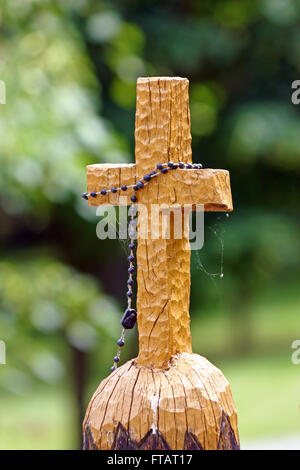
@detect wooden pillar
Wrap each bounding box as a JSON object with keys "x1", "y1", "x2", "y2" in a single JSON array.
[{"x1": 135, "y1": 78, "x2": 192, "y2": 368}]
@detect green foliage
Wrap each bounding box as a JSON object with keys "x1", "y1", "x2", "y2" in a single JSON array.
[
  {"x1": 0, "y1": 256, "x2": 120, "y2": 392},
  {"x1": 0, "y1": 0, "x2": 130, "y2": 218}
]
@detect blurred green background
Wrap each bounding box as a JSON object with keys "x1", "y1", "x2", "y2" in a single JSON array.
[{"x1": 0, "y1": 0, "x2": 299, "y2": 450}]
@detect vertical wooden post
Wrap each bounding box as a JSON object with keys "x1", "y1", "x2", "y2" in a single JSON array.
[{"x1": 135, "y1": 78, "x2": 192, "y2": 368}]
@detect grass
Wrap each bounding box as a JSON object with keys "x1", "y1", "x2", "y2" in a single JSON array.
[
  {"x1": 0, "y1": 283, "x2": 299, "y2": 449},
  {"x1": 0, "y1": 387, "x2": 76, "y2": 450},
  {"x1": 220, "y1": 352, "x2": 300, "y2": 442},
  {"x1": 191, "y1": 282, "x2": 300, "y2": 358},
  {"x1": 191, "y1": 282, "x2": 300, "y2": 446},
  {"x1": 0, "y1": 350, "x2": 298, "y2": 449}
]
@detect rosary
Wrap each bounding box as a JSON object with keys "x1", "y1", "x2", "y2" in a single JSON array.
[{"x1": 82, "y1": 160, "x2": 203, "y2": 372}]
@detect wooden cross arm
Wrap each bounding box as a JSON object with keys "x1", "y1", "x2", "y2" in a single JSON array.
[{"x1": 86, "y1": 163, "x2": 233, "y2": 211}]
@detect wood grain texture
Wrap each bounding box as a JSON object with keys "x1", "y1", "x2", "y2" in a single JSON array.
[
  {"x1": 86, "y1": 78, "x2": 232, "y2": 368},
  {"x1": 135, "y1": 210, "x2": 192, "y2": 368},
  {"x1": 83, "y1": 353, "x2": 239, "y2": 450},
  {"x1": 134, "y1": 77, "x2": 192, "y2": 174},
  {"x1": 87, "y1": 164, "x2": 233, "y2": 211},
  {"x1": 83, "y1": 77, "x2": 238, "y2": 450},
  {"x1": 135, "y1": 78, "x2": 192, "y2": 368}
]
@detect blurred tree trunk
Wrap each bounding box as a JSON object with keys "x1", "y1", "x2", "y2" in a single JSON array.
[{"x1": 70, "y1": 346, "x2": 88, "y2": 449}]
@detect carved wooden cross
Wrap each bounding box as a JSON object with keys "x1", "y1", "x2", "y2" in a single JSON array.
[
  {"x1": 87, "y1": 77, "x2": 232, "y2": 369},
  {"x1": 84, "y1": 77, "x2": 238, "y2": 451}
]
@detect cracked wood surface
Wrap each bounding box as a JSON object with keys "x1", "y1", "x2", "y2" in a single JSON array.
[
  {"x1": 134, "y1": 79, "x2": 194, "y2": 367},
  {"x1": 83, "y1": 77, "x2": 238, "y2": 449},
  {"x1": 86, "y1": 77, "x2": 232, "y2": 368},
  {"x1": 87, "y1": 166, "x2": 232, "y2": 210},
  {"x1": 83, "y1": 353, "x2": 239, "y2": 450}
]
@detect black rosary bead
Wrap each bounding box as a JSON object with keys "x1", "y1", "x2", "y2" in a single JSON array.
[
  {"x1": 82, "y1": 192, "x2": 88, "y2": 200},
  {"x1": 179, "y1": 162, "x2": 185, "y2": 169},
  {"x1": 129, "y1": 243, "x2": 135, "y2": 250},
  {"x1": 161, "y1": 167, "x2": 168, "y2": 174},
  {"x1": 111, "y1": 187, "x2": 117, "y2": 193},
  {"x1": 101, "y1": 189, "x2": 107, "y2": 195},
  {"x1": 127, "y1": 279, "x2": 134, "y2": 286},
  {"x1": 128, "y1": 267, "x2": 135, "y2": 274},
  {"x1": 121, "y1": 308, "x2": 137, "y2": 329},
  {"x1": 143, "y1": 174, "x2": 151, "y2": 182},
  {"x1": 150, "y1": 170, "x2": 156, "y2": 176},
  {"x1": 187, "y1": 163, "x2": 193, "y2": 169},
  {"x1": 156, "y1": 163, "x2": 163, "y2": 170},
  {"x1": 121, "y1": 185, "x2": 127, "y2": 191},
  {"x1": 110, "y1": 366, "x2": 116, "y2": 372},
  {"x1": 127, "y1": 291, "x2": 133, "y2": 298},
  {"x1": 128, "y1": 255, "x2": 134, "y2": 262},
  {"x1": 117, "y1": 339, "x2": 125, "y2": 347},
  {"x1": 131, "y1": 195, "x2": 137, "y2": 202},
  {"x1": 198, "y1": 163, "x2": 203, "y2": 169},
  {"x1": 168, "y1": 161, "x2": 174, "y2": 168},
  {"x1": 136, "y1": 181, "x2": 144, "y2": 189},
  {"x1": 172, "y1": 163, "x2": 178, "y2": 169},
  {"x1": 114, "y1": 356, "x2": 120, "y2": 363},
  {"x1": 90, "y1": 191, "x2": 97, "y2": 197}
]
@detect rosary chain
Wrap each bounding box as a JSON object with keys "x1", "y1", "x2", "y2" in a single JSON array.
[{"x1": 82, "y1": 161, "x2": 203, "y2": 371}]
